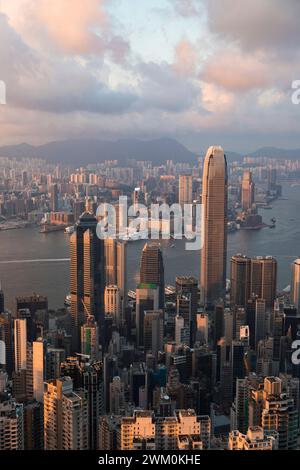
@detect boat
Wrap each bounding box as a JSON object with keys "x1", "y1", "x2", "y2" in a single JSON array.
[
  {"x1": 64, "y1": 294, "x2": 71, "y2": 307},
  {"x1": 65, "y1": 225, "x2": 75, "y2": 234}
]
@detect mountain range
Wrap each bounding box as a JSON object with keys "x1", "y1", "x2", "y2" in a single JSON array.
[{"x1": 0, "y1": 138, "x2": 299, "y2": 166}]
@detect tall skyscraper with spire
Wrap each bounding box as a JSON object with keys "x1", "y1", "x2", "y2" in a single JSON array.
[
  {"x1": 70, "y1": 212, "x2": 104, "y2": 352},
  {"x1": 200, "y1": 146, "x2": 228, "y2": 307}
]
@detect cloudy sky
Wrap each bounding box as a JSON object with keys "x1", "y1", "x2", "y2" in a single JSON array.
[{"x1": 0, "y1": 0, "x2": 300, "y2": 152}]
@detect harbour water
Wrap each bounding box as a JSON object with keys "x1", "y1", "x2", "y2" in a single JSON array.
[{"x1": 0, "y1": 183, "x2": 300, "y2": 311}]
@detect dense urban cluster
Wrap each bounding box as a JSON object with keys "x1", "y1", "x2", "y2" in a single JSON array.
[{"x1": 0, "y1": 146, "x2": 300, "y2": 451}]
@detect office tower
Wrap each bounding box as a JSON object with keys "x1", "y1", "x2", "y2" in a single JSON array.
[
  {"x1": 179, "y1": 175, "x2": 193, "y2": 207},
  {"x1": 228, "y1": 427, "x2": 277, "y2": 450},
  {"x1": 250, "y1": 256, "x2": 277, "y2": 309},
  {"x1": 104, "y1": 239, "x2": 127, "y2": 309},
  {"x1": 143, "y1": 310, "x2": 164, "y2": 357},
  {"x1": 104, "y1": 285, "x2": 121, "y2": 325},
  {"x1": 50, "y1": 183, "x2": 59, "y2": 212},
  {"x1": 81, "y1": 317, "x2": 99, "y2": 362},
  {"x1": 230, "y1": 378, "x2": 249, "y2": 434},
  {"x1": 255, "y1": 298, "x2": 266, "y2": 347},
  {"x1": 23, "y1": 401, "x2": 44, "y2": 450},
  {"x1": 196, "y1": 313, "x2": 208, "y2": 345},
  {"x1": 33, "y1": 339, "x2": 44, "y2": 403},
  {"x1": 291, "y1": 259, "x2": 300, "y2": 312},
  {"x1": 0, "y1": 281, "x2": 4, "y2": 312},
  {"x1": 224, "y1": 309, "x2": 234, "y2": 345},
  {"x1": 213, "y1": 302, "x2": 224, "y2": 346},
  {"x1": 70, "y1": 212, "x2": 104, "y2": 352},
  {"x1": 136, "y1": 284, "x2": 159, "y2": 348},
  {"x1": 0, "y1": 312, "x2": 13, "y2": 374},
  {"x1": 109, "y1": 376, "x2": 125, "y2": 415},
  {"x1": 16, "y1": 294, "x2": 48, "y2": 342},
  {"x1": 241, "y1": 170, "x2": 255, "y2": 211},
  {"x1": 175, "y1": 314, "x2": 188, "y2": 346},
  {"x1": 44, "y1": 377, "x2": 88, "y2": 450},
  {"x1": 234, "y1": 307, "x2": 246, "y2": 340},
  {"x1": 230, "y1": 255, "x2": 251, "y2": 308},
  {"x1": 261, "y1": 376, "x2": 298, "y2": 449},
  {"x1": 231, "y1": 341, "x2": 245, "y2": 394},
  {"x1": 14, "y1": 319, "x2": 27, "y2": 372},
  {"x1": 175, "y1": 276, "x2": 198, "y2": 328},
  {"x1": 200, "y1": 146, "x2": 228, "y2": 307},
  {"x1": 140, "y1": 243, "x2": 165, "y2": 310},
  {"x1": 0, "y1": 401, "x2": 24, "y2": 450}
]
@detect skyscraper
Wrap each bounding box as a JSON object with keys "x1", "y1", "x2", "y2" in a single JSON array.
[
  {"x1": 14, "y1": 319, "x2": 27, "y2": 372},
  {"x1": 81, "y1": 317, "x2": 99, "y2": 362},
  {"x1": 136, "y1": 284, "x2": 159, "y2": 348},
  {"x1": 230, "y1": 255, "x2": 251, "y2": 308},
  {"x1": 200, "y1": 146, "x2": 228, "y2": 307},
  {"x1": 140, "y1": 243, "x2": 165, "y2": 309},
  {"x1": 70, "y1": 212, "x2": 104, "y2": 352},
  {"x1": 241, "y1": 170, "x2": 255, "y2": 212},
  {"x1": 291, "y1": 258, "x2": 300, "y2": 312},
  {"x1": 33, "y1": 339, "x2": 44, "y2": 403},
  {"x1": 179, "y1": 175, "x2": 193, "y2": 208},
  {"x1": 250, "y1": 256, "x2": 277, "y2": 309}
]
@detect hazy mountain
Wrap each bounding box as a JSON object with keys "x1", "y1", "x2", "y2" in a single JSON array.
[
  {"x1": 0, "y1": 138, "x2": 197, "y2": 166},
  {"x1": 0, "y1": 139, "x2": 299, "y2": 165}
]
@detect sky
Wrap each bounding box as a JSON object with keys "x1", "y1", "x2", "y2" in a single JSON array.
[{"x1": 0, "y1": 0, "x2": 300, "y2": 152}]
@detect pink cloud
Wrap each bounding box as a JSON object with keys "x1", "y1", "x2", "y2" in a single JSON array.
[
  {"x1": 202, "y1": 50, "x2": 271, "y2": 92},
  {"x1": 173, "y1": 39, "x2": 198, "y2": 76}
]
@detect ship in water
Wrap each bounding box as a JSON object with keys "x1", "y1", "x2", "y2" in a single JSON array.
[
  {"x1": 64, "y1": 294, "x2": 71, "y2": 307},
  {"x1": 64, "y1": 225, "x2": 75, "y2": 234}
]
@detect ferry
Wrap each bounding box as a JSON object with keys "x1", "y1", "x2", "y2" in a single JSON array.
[
  {"x1": 65, "y1": 225, "x2": 75, "y2": 234},
  {"x1": 64, "y1": 294, "x2": 71, "y2": 307}
]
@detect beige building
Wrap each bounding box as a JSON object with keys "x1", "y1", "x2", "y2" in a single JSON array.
[
  {"x1": 179, "y1": 175, "x2": 193, "y2": 208},
  {"x1": 200, "y1": 146, "x2": 228, "y2": 306},
  {"x1": 44, "y1": 377, "x2": 88, "y2": 450}
]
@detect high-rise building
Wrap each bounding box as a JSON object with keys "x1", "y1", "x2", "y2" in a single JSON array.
[
  {"x1": 200, "y1": 146, "x2": 228, "y2": 307},
  {"x1": 0, "y1": 400, "x2": 24, "y2": 450},
  {"x1": 109, "y1": 376, "x2": 125, "y2": 415},
  {"x1": 255, "y1": 298, "x2": 266, "y2": 347},
  {"x1": 241, "y1": 170, "x2": 255, "y2": 212},
  {"x1": 60, "y1": 357, "x2": 104, "y2": 450},
  {"x1": 291, "y1": 258, "x2": 300, "y2": 312},
  {"x1": 140, "y1": 243, "x2": 165, "y2": 310},
  {"x1": 230, "y1": 255, "x2": 251, "y2": 308},
  {"x1": 44, "y1": 376, "x2": 88, "y2": 450},
  {"x1": 136, "y1": 284, "x2": 159, "y2": 348},
  {"x1": 33, "y1": 339, "x2": 44, "y2": 403},
  {"x1": 81, "y1": 317, "x2": 99, "y2": 362},
  {"x1": 104, "y1": 239, "x2": 127, "y2": 312},
  {"x1": 261, "y1": 377, "x2": 298, "y2": 449},
  {"x1": 104, "y1": 285, "x2": 121, "y2": 326},
  {"x1": 175, "y1": 276, "x2": 198, "y2": 337},
  {"x1": 50, "y1": 183, "x2": 59, "y2": 212},
  {"x1": 70, "y1": 212, "x2": 104, "y2": 352},
  {"x1": 250, "y1": 256, "x2": 277, "y2": 309},
  {"x1": 143, "y1": 310, "x2": 164, "y2": 357},
  {"x1": 179, "y1": 175, "x2": 193, "y2": 208},
  {"x1": 14, "y1": 319, "x2": 27, "y2": 372},
  {"x1": 23, "y1": 401, "x2": 44, "y2": 450},
  {"x1": 0, "y1": 312, "x2": 13, "y2": 374}
]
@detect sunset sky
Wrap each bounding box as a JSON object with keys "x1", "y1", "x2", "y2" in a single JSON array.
[{"x1": 0, "y1": 0, "x2": 300, "y2": 151}]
